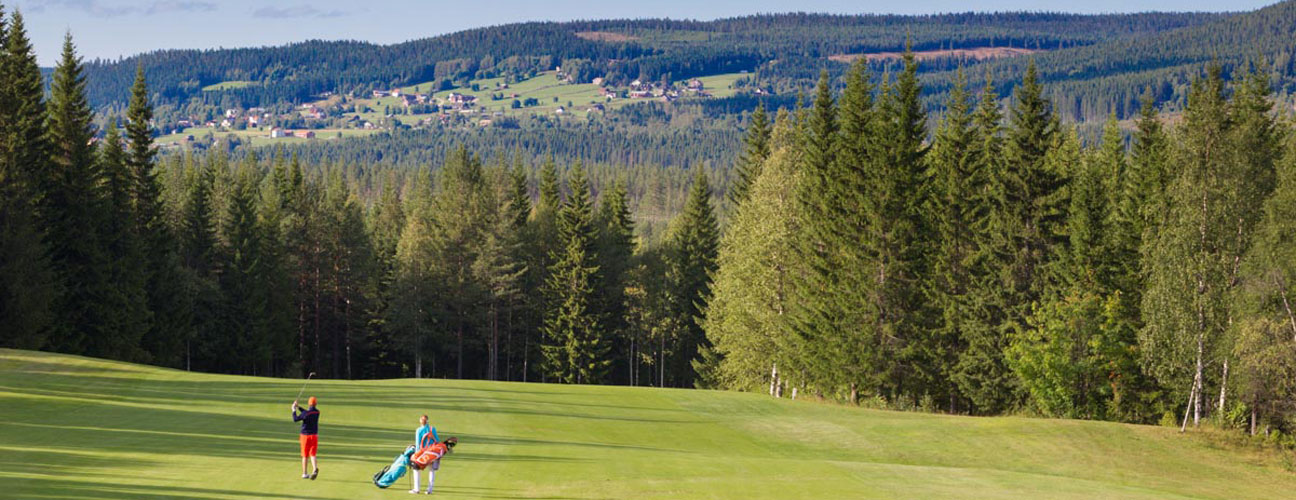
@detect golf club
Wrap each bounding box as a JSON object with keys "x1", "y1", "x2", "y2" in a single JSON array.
[{"x1": 294, "y1": 372, "x2": 316, "y2": 405}]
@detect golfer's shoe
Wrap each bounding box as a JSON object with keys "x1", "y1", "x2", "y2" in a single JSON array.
[
  {"x1": 301, "y1": 474, "x2": 309, "y2": 479},
  {"x1": 408, "y1": 489, "x2": 420, "y2": 494},
  {"x1": 310, "y1": 469, "x2": 318, "y2": 480}
]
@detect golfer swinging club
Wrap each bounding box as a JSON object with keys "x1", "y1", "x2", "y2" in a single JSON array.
[{"x1": 292, "y1": 396, "x2": 321, "y2": 480}]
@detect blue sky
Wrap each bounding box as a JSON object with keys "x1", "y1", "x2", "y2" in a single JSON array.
[{"x1": 18, "y1": 0, "x2": 1278, "y2": 66}]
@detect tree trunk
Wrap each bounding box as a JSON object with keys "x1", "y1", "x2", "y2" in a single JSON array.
[
  {"x1": 1279, "y1": 280, "x2": 1296, "y2": 342},
  {"x1": 769, "y1": 363, "x2": 778, "y2": 397},
  {"x1": 456, "y1": 326, "x2": 464, "y2": 379},
  {"x1": 1193, "y1": 339, "x2": 1203, "y2": 428},
  {"x1": 1250, "y1": 404, "x2": 1257, "y2": 436},
  {"x1": 1180, "y1": 368, "x2": 1200, "y2": 433},
  {"x1": 849, "y1": 382, "x2": 858, "y2": 405},
  {"x1": 505, "y1": 306, "x2": 513, "y2": 382},
  {"x1": 659, "y1": 336, "x2": 665, "y2": 388},
  {"x1": 1217, "y1": 357, "x2": 1229, "y2": 415},
  {"x1": 313, "y1": 262, "x2": 322, "y2": 377}
]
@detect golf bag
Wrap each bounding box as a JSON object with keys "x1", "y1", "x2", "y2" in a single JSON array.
[
  {"x1": 411, "y1": 437, "x2": 457, "y2": 470},
  {"x1": 372, "y1": 445, "x2": 416, "y2": 488}
]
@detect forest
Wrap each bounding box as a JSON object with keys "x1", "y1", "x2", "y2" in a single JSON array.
[{"x1": 4, "y1": 6, "x2": 1296, "y2": 442}]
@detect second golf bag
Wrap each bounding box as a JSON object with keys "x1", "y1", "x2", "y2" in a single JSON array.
[
  {"x1": 411, "y1": 436, "x2": 458, "y2": 470},
  {"x1": 372, "y1": 445, "x2": 416, "y2": 488}
]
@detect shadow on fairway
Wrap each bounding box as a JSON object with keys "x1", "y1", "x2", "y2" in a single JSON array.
[
  {"x1": 7, "y1": 481, "x2": 347, "y2": 500},
  {"x1": 455, "y1": 433, "x2": 681, "y2": 453},
  {"x1": 433, "y1": 485, "x2": 611, "y2": 500},
  {"x1": 2, "y1": 371, "x2": 704, "y2": 426}
]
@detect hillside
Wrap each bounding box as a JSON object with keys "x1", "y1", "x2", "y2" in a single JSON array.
[
  {"x1": 2, "y1": 349, "x2": 1293, "y2": 499},
  {"x1": 83, "y1": 11, "x2": 1225, "y2": 110}
]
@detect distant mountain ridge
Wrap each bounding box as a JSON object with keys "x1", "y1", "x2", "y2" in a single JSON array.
[{"x1": 81, "y1": 10, "x2": 1232, "y2": 119}]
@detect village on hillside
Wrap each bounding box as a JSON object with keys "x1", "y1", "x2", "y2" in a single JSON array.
[{"x1": 156, "y1": 69, "x2": 758, "y2": 149}]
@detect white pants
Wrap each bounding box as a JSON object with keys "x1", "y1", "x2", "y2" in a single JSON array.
[{"x1": 412, "y1": 460, "x2": 438, "y2": 492}]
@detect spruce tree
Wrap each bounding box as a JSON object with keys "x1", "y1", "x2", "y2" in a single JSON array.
[
  {"x1": 3, "y1": 11, "x2": 47, "y2": 192},
  {"x1": 429, "y1": 147, "x2": 491, "y2": 379},
  {"x1": 218, "y1": 162, "x2": 269, "y2": 374},
  {"x1": 596, "y1": 179, "x2": 635, "y2": 382},
  {"x1": 365, "y1": 175, "x2": 405, "y2": 378},
  {"x1": 870, "y1": 46, "x2": 930, "y2": 398},
  {"x1": 669, "y1": 168, "x2": 719, "y2": 387},
  {"x1": 923, "y1": 69, "x2": 981, "y2": 410},
  {"x1": 46, "y1": 33, "x2": 114, "y2": 356},
  {"x1": 0, "y1": 8, "x2": 56, "y2": 349},
  {"x1": 792, "y1": 71, "x2": 871, "y2": 401},
  {"x1": 541, "y1": 162, "x2": 608, "y2": 384},
  {"x1": 727, "y1": 102, "x2": 772, "y2": 208},
  {"x1": 125, "y1": 65, "x2": 188, "y2": 365},
  {"x1": 98, "y1": 123, "x2": 150, "y2": 360},
  {"x1": 954, "y1": 73, "x2": 1018, "y2": 413},
  {"x1": 181, "y1": 157, "x2": 221, "y2": 371}
]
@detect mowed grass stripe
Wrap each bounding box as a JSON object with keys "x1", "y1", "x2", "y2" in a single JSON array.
[{"x1": 1, "y1": 349, "x2": 1291, "y2": 499}]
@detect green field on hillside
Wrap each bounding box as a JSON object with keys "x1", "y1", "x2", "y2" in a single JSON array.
[
  {"x1": 202, "y1": 81, "x2": 257, "y2": 91},
  {"x1": 2, "y1": 349, "x2": 1291, "y2": 499},
  {"x1": 340, "y1": 71, "x2": 749, "y2": 122},
  {"x1": 155, "y1": 127, "x2": 382, "y2": 147}
]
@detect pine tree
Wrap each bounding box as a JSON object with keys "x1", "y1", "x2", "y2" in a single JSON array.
[
  {"x1": 429, "y1": 147, "x2": 491, "y2": 379},
  {"x1": 3, "y1": 11, "x2": 47, "y2": 192},
  {"x1": 541, "y1": 162, "x2": 608, "y2": 384},
  {"x1": 596, "y1": 179, "x2": 635, "y2": 382},
  {"x1": 180, "y1": 156, "x2": 221, "y2": 371},
  {"x1": 792, "y1": 70, "x2": 872, "y2": 401},
  {"x1": 0, "y1": 8, "x2": 56, "y2": 349},
  {"x1": 870, "y1": 46, "x2": 930, "y2": 398},
  {"x1": 218, "y1": 162, "x2": 270, "y2": 374},
  {"x1": 670, "y1": 168, "x2": 719, "y2": 388},
  {"x1": 923, "y1": 69, "x2": 982, "y2": 410},
  {"x1": 365, "y1": 175, "x2": 405, "y2": 378},
  {"x1": 523, "y1": 157, "x2": 562, "y2": 380},
  {"x1": 46, "y1": 33, "x2": 114, "y2": 356},
  {"x1": 473, "y1": 190, "x2": 526, "y2": 382},
  {"x1": 391, "y1": 167, "x2": 437, "y2": 378},
  {"x1": 727, "y1": 102, "x2": 772, "y2": 208},
  {"x1": 125, "y1": 65, "x2": 188, "y2": 365},
  {"x1": 98, "y1": 123, "x2": 150, "y2": 361},
  {"x1": 1059, "y1": 127, "x2": 1103, "y2": 290},
  {"x1": 962, "y1": 60, "x2": 1068, "y2": 412},
  {"x1": 1002, "y1": 59, "x2": 1067, "y2": 304},
  {"x1": 954, "y1": 73, "x2": 1018, "y2": 413}
]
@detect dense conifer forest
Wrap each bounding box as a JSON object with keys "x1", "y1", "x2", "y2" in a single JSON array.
[{"x1": 6, "y1": 4, "x2": 1296, "y2": 447}]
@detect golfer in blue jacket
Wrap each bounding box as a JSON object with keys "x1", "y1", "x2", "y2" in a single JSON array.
[{"x1": 410, "y1": 414, "x2": 439, "y2": 494}]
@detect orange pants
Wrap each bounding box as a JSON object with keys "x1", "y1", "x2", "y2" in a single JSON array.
[{"x1": 299, "y1": 434, "x2": 318, "y2": 457}]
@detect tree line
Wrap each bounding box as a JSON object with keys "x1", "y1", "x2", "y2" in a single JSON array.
[
  {"x1": 703, "y1": 50, "x2": 1296, "y2": 438},
  {"x1": 6, "y1": 9, "x2": 1296, "y2": 439},
  {"x1": 1, "y1": 16, "x2": 720, "y2": 387}
]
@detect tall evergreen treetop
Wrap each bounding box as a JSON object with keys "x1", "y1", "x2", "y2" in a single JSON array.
[
  {"x1": 728, "y1": 102, "x2": 772, "y2": 208},
  {"x1": 1007, "y1": 60, "x2": 1057, "y2": 169},
  {"x1": 671, "y1": 168, "x2": 719, "y2": 387},
  {"x1": 2, "y1": 10, "x2": 46, "y2": 190},
  {"x1": 49, "y1": 33, "x2": 95, "y2": 173}
]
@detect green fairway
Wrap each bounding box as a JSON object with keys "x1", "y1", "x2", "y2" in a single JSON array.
[{"x1": 1, "y1": 349, "x2": 1291, "y2": 499}]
